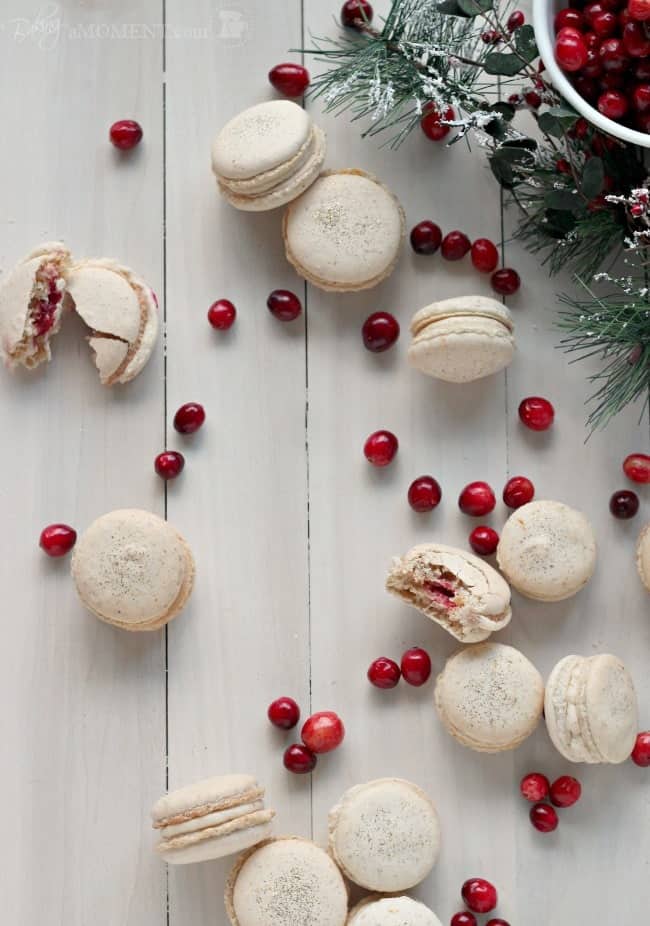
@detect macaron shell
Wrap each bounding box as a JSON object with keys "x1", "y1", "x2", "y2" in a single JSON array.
[
  {"x1": 584, "y1": 655, "x2": 638, "y2": 763},
  {"x1": 118, "y1": 283, "x2": 159, "y2": 383},
  {"x1": 408, "y1": 315, "x2": 515, "y2": 383},
  {"x1": 410, "y1": 295, "x2": 513, "y2": 335},
  {"x1": 152, "y1": 773, "x2": 261, "y2": 824},
  {"x1": 161, "y1": 820, "x2": 274, "y2": 866},
  {"x1": 636, "y1": 524, "x2": 650, "y2": 592},
  {"x1": 158, "y1": 808, "x2": 275, "y2": 852},
  {"x1": 347, "y1": 896, "x2": 443, "y2": 926},
  {"x1": 67, "y1": 264, "x2": 141, "y2": 342},
  {"x1": 219, "y1": 128, "x2": 316, "y2": 195},
  {"x1": 328, "y1": 778, "x2": 441, "y2": 892},
  {"x1": 544, "y1": 655, "x2": 594, "y2": 762},
  {"x1": 88, "y1": 336, "x2": 129, "y2": 384}
]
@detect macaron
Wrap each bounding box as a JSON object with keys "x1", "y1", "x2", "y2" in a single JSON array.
[
  {"x1": 283, "y1": 169, "x2": 405, "y2": 291},
  {"x1": 71, "y1": 509, "x2": 195, "y2": 631},
  {"x1": 386, "y1": 543, "x2": 512, "y2": 642},
  {"x1": 211, "y1": 100, "x2": 326, "y2": 211},
  {"x1": 328, "y1": 778, "x2": 441, "y2": 892},
  {"x1": 347, "y1": 896, "x2": 443, "y2": 926},
  {"x1": 152, "y1": 774, "x2": 275, "y2": 865},
  {"x1": 66, "y1": 259, "x2": 158, "y2": 384},
  {"x1": 0, "y1": 242, "x2": 71, "y2": 369},
  {"x1": 408, "y1": 295, "x2": 515, "y2": 383},
  {"x1": 435, "y1": 643, "x2": 544, "y2": 753},
  {"x1": 636, "y1": 523, "x2": 650, "y2": 592},
  {"x1": 545, "y1": 654, "x2": 638, "y2": 764},
  {"x1": 225, "y1": 836, "x2": 348, "y2": 926},
  {"x1": 497, "y1": 500, "x2": 597, "y2": 601}
]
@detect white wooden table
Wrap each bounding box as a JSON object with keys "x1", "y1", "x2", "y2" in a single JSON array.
[{"x1": 0, "y1": 1, "x2": 648, "y2": 923}]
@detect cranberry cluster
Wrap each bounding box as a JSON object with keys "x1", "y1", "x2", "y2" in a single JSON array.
[
  {"x1": 553, "y1": 0, "x2": 650, "y2": 128},
  {"x1": 520, "y1": 772, "x2": 582, "y2": 832},
  {"x1": 451, "y1": 877, "x2": 505, "y2": 924},
  {"x1": 367, "y1": 647, "x2": 432, "y2": 688},
  {"x1": 268, "y1": 699, "x2": 345, "y2": 774},
  {"x1": 154, "y1": 402, "x2": 206, "y2": 481}
]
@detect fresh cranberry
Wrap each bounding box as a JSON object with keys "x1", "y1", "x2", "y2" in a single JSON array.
[
  {"x1": 39, "y1": 523, "x2": 77, "y2": 557},
  {"x1": 461, "y1": 879, "x2": 498, "y2": 914},
  {"x1": 471, "y1": 238, "x2": 499, "y2": 273},
  {"x1": 584, "y1": 1, "x2": 606, "y2": 24},
  {"x1": 555, "y1": 7, "x2": 584, "y2": 30},
  {"x1": 628, "y1": 0, "x2": 650, "y2": 20},
  {"x1": 520, "y1": 772, "x2": 550, "y2": 802},
  {"x1": 623, "y1": 452, "x2": 650, "y2": 483},
  {"x1": 451, "y1": 915, "x2": 477, "y2": 926},
  {"x1": 486, "y1": 921, "x2": 510, "y2": 926},
  {"x1": 459, "y1": 481, "x2": 496, "y2": 517},
  {"x1": 631, "y1": 731, "x2": 650, "y2": 765},
  {"x1": 524, "y1": 90, "x2": 542, "y2": 108},
  {"x1": 503, "y1": 475, "x2": 535, "y2": 508},
  {"x1": 518, "y1": 396, "x2": 555, "y2": 431},
  {"x1": 574, "y1": 74, "x2": 600, "y2": 100},
  {"x1": 109, "y1": 119, "x2": 143, "y2": 150},
  {"x1": 400, "y1": 647, "x2": 432, "y2": 686},
  {"x1": 583, "y1": 30, "x2": 600, "y2": 48},
  {"x1": 441, "y1": 230, "x2": 471, "y2": 260},
  {"x1": 362, "y1": 311, "x2": 400, "y2": 352},
  {"x1": 268, "y1": 696, "x2": 301, "y2": 730},
  {"x1": 268, "y1": 62, "x2": 310, "y2": 97},
  {"x1": 633, "y1": 83, "x2": 650, "y2": 110},
  {"x1": 408, "y1": 476, "x2": 442, "y2": 512},
  {"x1": 600, "y1": 71, "x2": 626, "y2": 88},
  {"x1": 530, "y1": 803, "x2": 559, "y2": 832},
  {"x1": 491, "y1": 268, "x2": 521, "y2": 295},
  {"x1": 636, "y1": 58, "x2": 650, "y2": 78},
  {"x1": 421, "y1": 104, "x2": 455, "y2": 141},
  {"x1": 267, "y1": 289, "x2": 302, "y2": 321},
  {"x1": 207, "y1": 298, "x2": 236, "y2": 330},
  {"x1": 469, "y1": 526, "x2": 499, "y2": 556},
  {"x1": 507, "y1": 9, "x2": 525, "y2": 30},
  {"x1": 481, "y1": 29, "x2": 502, "y2": 43},
  {"x1": 599, "y1": 37, "x2": 630, "y2": 72},
  {"x1": 550, "y1": 775, "x2": 582, "y2": 807},
  {"x1": 364, "y1": 430, "x2": 398, "y2": 466},
  {"x1": 579, "y1": 46, "x2": 603, "y2": 77},
  {"x1": 173, "y1": 402, "x2": 205, "y2": 434},
  {"x1": 556, "y1": 157, "x2": 571, "y2": 173},
  {"x1": 368, "y1": 657, "x2": 401, "y2": 689},
  {"x1": 598, "y1": 89, "x2": 629, "y2": 118},
  {"x1": 591, "y1": 9, "x2": 618, "y2": 34},
  {"x1": 283, "y1": 743, "x2": 317, "y2": 773},
  {"x1": 341, "y1": 0, "x2": 373, "y2": 27},
  {"x1": 556, "y1": 31, "x2": 589, "y2": 71},
  {"x1": 410, "y1": 220, "x2": 443, "y2": 254},
  {"x1": 623, "y1": 20, "x2": 650, "y2": 56},
  {"x1": 609, "y1": 489, "x2": 639, "y2": 518},
  {"x1": 301, "y1": 711, "x2": 345, "y2": 753},
  {"x1": 154, "y1": 451, "x2": 185, "y2": 480}
]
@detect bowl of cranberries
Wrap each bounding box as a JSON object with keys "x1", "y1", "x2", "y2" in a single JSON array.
[{"x1": 533, "y1": 0, "x2": 650, "y2": 144}]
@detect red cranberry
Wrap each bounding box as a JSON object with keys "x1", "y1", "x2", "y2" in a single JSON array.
[
  {"x1": 556, "y1": 157, "x2": 571, "y2": 173},
  {"x1": 471, "y1": 238, "x2": 499, "y2": 273},
  {"x1": 631, "y1": 731, "x2": 650, "y2": 765},
  {"x1": 486, "y1": 921, "x2": 510, "y2": 926},
  {"x1": 555, "y1": 7, "x2": 584, "y2": 29},
  {"x1": 520, "y1": 772, "x2": 550, "y2": 802},
  {"x1": 301, "y1": 711, "x2": 345, "y2": 753},
  {"x1": 341, "y1": 0, "x2": 373, "y2": 27},
  {"x1": 609, "y1": 489, "x2": 639, "y2": 518},
  {"x1": 623, "y1": 452, "x2": 650, "y2": 483},
  {"x1": 633, "y1": 83, "x2": 650, "y2": 110},
  {"x1": 556, "y1": 31, "x2": 589, "y2": 71},
  {"x1": 362, "y1": 311, "x2": 400, "y2": 352},
  {"x1": 207, "y1": 298, "x2": 236, "y2": 330},
  {"x1": 173, "y1": 402, "x2": 206, "y2": 434},
  {"x1": 518, "y1": 396, "x2": 555, "y2": 431},
  {"x1": 408, "y1": 476, "x2": 442, "y2": 512},
  {"x1": 600, "y1": 71, "x2": 626, "y2": 88},
  {"x1": 503, "y1": 475, "x2": 535, "y2": 509},
  {"x1": 364, "y1": 430, "x2": 398, "y2": 466},
  {"x1": 268, "y1": 696, "x2": 301, "y2": 730},
  {"x1": 598, "y1": 89, "x2": 629, "y2": 118},
  {"x1": 583, "y1": 30, "x2": 600, "y2": 48},
  {"x1": 421, "y1": 104, "x2": 455, "y2": 141},
  {"x1": 469, "y1": 526, "x2": 499, "y2": 556},
  {"x1": 623, "y1": 20, "x2": 650, "y2": 56},
  {"x1": 581, "y1": 46, "x2": 604, "y2": 77},
  {"x1": 109, "y1": 119, "x2": 143, "y2": 150},
  {"x1": 584, "y1": 1, "x2": 606, "y2": 24},
  {"x1": 39, "y1": 523, "x2": 77, "y2": 557},
  {"x1": 481, "y1": 29, "x2": 502, "y2": 43},
  {"x1": 268, "y1": 62, "x2": 310, "y2": 98},
  {"x1": 400, "y1": 647, "x2": 432, "y2": 686},
  {"x1": 451, "y1": 915, "x2": 477, "y2": 926},
  {"x1": 599, "y1": 37, "x2": 630, "y2": 72},
  {"x1": 491, "y1": 268, "x2": 521, "y2": 295},
  {"x1": 574, "y1": 74, "x2": 600, "y2": 100},
  {"x1": 550, "y1": 775, "x2": 582, "y2": 807},
  {"x1": 461, "y1": 879, "x2": 498, "y2": 914},
  {"x1": 154, "y1": 451, "x2": 185, "y2": 480},
  {"x1": 410, "y1": 220, "x2": 443, "y2": 254},
  {"x1": 368, "y1": 657, "x2": 401, "y2": 689},
  {"x1": 591, "y1": 9, "x2": 618, "y2": 34},
  {"x1": 459, "y1": 481, "x2": 496, "y2": 517},
  {"x1": 441, "y1": 230, "x2": 471, "y2": 261},
  {"x1": 530, "y1": 802, "x2": 559, "y2": 832},
  {"x1": 267, "y1": 289, "x2": 302, "y2": 321},
  {"x1": 507, "y1": 9, "x2": 525, "y2": 30},
  {"x1": 283, "y1": 743, "x2": 317, "y2": 773},
  {"x1": 524, "y1": 90, "x2": 542, "y2": 108},
  {"x1": 628, "y1": 0, "x2": 650, "y2": 20},
  {"x1": 636, "y1": 58, "x2": 650, "y2": 78}
]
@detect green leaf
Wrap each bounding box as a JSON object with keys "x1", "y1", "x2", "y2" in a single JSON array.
[
  {"x1": 489, "y1": 144, "x2": 536, "y2": 187},
  {"x1": 484, "y1": 51, "x2": 525, "y2": 76},
  {"x1": 538, "y1": 106, "x2": 579, "y2": 138},
  {"x1": 436, "y1": 0, "x2": 471, "y2": 15},
  {"x1": 457, "y1": 0, "x2": 493, "y2": 14},
  {"x1": 545, "y1": 189, "x2": 582, "y2": 211},
  {"x1": 515, "y1": 24, "x2": 538, "y2": 62},
  {"x1": 581, "y1": 157, "x2": 604, "y2": 199},
  {"x1": 544, "y1": 208, "x2": 577, "y2": 239},
  {"x1": 489, "y1": 102, "x2": 516, "y2": 122}
]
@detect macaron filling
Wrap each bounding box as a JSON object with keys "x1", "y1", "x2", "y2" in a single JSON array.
[{"x1": 12, "y1": 254, "x2": 68, "y2": 367}]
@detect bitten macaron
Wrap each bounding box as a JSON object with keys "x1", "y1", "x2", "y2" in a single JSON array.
[
  {"x1": 283, "y1": 169, "x2": 405, "y2": 291},
  {"x1": 435, "y1": 642, "x2": 544, "y2": 752},
  {"x1": 71, "y1": 509, "x2": 195, "y2": 631},
  {"x1": 544, "y1": 654, "x2": 638, "y2": 764},
  {"x1": 225, "y1": 837, "x2": 348, "y2": 926},
  {"x1": 408, "y1": 295, "x2": 515, "y2": 383},
  {"x1": 637, "y1": 523, "x2": 650, "y2": 592},
  {"x1": 211, "y1": 100, "x2": 326, "y2": 211},
  {"x1": 328, "y1": 778, "x2": 441, "y2": 892},
  {"x1": 347, "y1": 896, "x2": 443, "y2": 926},
  {"x1": 386, "y1": 543, "x2": 512, "y2": 642},
  {"x1": 152, "y1": 774, "x2": 275, "y2": 865},
  {"x1": 497, "y1": 500, "x2": 597, "y2": 601}
]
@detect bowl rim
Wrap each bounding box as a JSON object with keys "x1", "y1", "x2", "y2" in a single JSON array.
[{"x1": 532, "y1": 0, "x2": 650, "y2": 149}]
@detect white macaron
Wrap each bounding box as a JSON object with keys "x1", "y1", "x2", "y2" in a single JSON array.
[
  {"x1": 636, "y1": 523, "x2": 650, "y2": 592},
  {"x1": 347, "y1": 896, "x2": 443, "y2": 926},
  {"x1": 328, "y1": 778, "x2": 441, "y2": 892},
  {"x1": 544, "y1": 654, "x2": 638, "y2": 764}
]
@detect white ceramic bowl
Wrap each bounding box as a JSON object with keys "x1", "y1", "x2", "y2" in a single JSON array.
[{"x1": 533, "y1": 0, "x2": 650, "y2": 147}]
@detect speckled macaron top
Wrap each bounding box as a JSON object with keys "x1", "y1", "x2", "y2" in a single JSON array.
[
  {"x1": 636, "y1": 524, "x2": 650, "y2": 592},
  {"x1": 496, "y1": 500, "x2": 597, "y2": 601},
  {"x1": 328, "y1": 778, "x2": 441, "y2": 892},
  {"x1": 347, "y1": 896, "x2": 443, "y2": 926}
]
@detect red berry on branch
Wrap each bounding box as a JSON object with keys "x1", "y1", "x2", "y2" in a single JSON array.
[
  {"x1": 364, "y1": 430, "x2": 398, "y2": 466},
  {"x1": 507, "y1": 9, "x2": 525, "y2": 30},
  {"x1": 283, "y1": 743, "x2": 317, "y2": 773},
  {"x1": 491, "y1": 268, "x2": 521, "y2": 295},
  {"x1": 461, "y1": 879, "x2": 498, "y2": 914},
  {"x1": 208, "y1": 299, "x2": 236, "y2": 330},
  {"x1": 520, "y1": 772, "x2": 550, "y2": 802},
  {"x1": 530, "y1": 803, "x2": 559, "y2": 832},
  {"x1": 408, "y1": 476, "x2": 442, "y2": 512},
  {"x1": 631, "y1": 731, "x2": 650, "y2": 766},
  {"x1": 154, "y1": 451, "x2": 185, "y2": 480},
  {"x1": 481, "y1": 30, "x2": 502, "y2": 43},
  {"x1": 268, "y1": 696, "x2": 301, "y2": 730},
  {"x1": 368, "y1": 657, "x2": 401, "y2": 689},
  {"x1": 400, "y1": 647, "x2": 432, "y2": 686},
  {"x1": 421, "y1": 104, "x2": 455, "y2": 141},
  {"x1": 519, "y1": 396, "x2": 554, "y2": 430},
  {"x1": 623, "y1": 452, "x2": 650, "y2": 483},
  {"x1": 410, "y1": 220, "x2": 443, "y2": 254},
  {"x1": 550, "y1": 775, "x2": 582, "y2": 808},
  {"x1": 471, "y1": 238, "x2": 499, "y2": 273},
  {"x1": 503, "y1": 475, "x2": 535, "y2": 508},
  {"x1": 40, "y1": 523, "x2": 77, "y2": 557},
  {"x1": 459, "y1": 481, "x2": 496, "y2": 517},
  {"x1": 173, "y1": 402, "x2": 205, "y2": 434},
  {"x1": 556, "y1": 157, "x2": 571, "y2": 173},
  {"x1": 268, "y1": 62, "x2": 310, "y2": 98},
  {"x1": 341, "y1": 0, "x2": 373, "y2": 27},
  {"x1": 267, "y1": 289, "x2": 302, "y2": 321},
  {"x1": 301, "y1": 711, "x2": 345, "y2": 754},
  {"x1": 109, "y1": 119, "x2": 143, "y2": 150},
  {"x1": 362, "y1": 312, "x2": 400, "y2": 352},
  {"x1": 469, "y1": 526, "x2": 499, "y2": 556},
  {"x1": 609, "y1": 489, "x2": 639, "y2": 518},
  {"x1": 441, "y1": 230, "x2": 471, "y2": 260},
  {"x1": 525, "y1": 90, "x2": 542, "y2": 108}
]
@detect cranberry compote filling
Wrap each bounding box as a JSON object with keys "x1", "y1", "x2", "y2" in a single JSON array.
[
  {"x1": 30, "y1": 262, "x2": 63, "y2": 338},
  {"x1": 424, "y1": 578, "x2": 457, "y2": 608}
]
